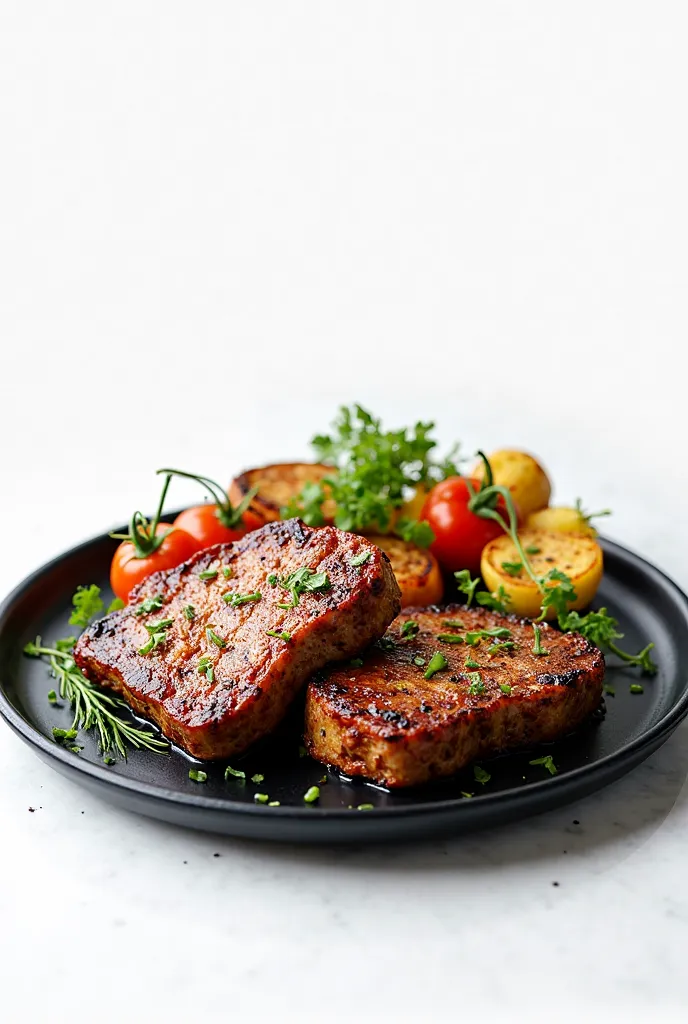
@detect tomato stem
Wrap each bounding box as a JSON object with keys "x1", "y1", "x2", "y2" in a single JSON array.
[
  {"x1": 109, "y1": 474, "x2": 174, "y2": 559},
  {"x1": 156, "y1": 468, "x2": 258, "y2": 529}
]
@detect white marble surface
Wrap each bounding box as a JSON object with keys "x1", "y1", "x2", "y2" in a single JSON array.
[{"x1": 2, "y1": 4, "x2": 688, "y2": 1021}]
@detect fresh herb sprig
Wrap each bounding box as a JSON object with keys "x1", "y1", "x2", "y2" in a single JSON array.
[
  {"x1": 465, "y1": 453, "x2": 657, "y2": 673},
  {"x1": 24, "y1": 586, "x2": 170, "y2": 758},
  {"x1": 24, "y1": 636, "x2": 169, "y2": 758},
  {"x1": 283, "y1": 404, "x2": 459, "y2": 538},
  {"x1": 156, "y1": 467, "x2": 258, "y2": 531}
]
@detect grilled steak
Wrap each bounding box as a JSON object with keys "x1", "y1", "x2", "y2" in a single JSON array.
[
  {"x1": 305, "y1": 604, "x2": 605, "y2": 787},
  {"x1": 75, "y1": 519, "x2": 401, "y2": 759}
]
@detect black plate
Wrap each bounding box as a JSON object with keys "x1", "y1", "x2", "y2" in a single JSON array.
[{"x1": 1, "y1": 526, "x2": 687, "y2": 843}]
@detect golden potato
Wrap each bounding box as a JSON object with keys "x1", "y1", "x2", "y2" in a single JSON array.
[
  {"x1": 526, "y1": 506, "x2": 596, "y2": 537},
  {"x1": 368, "y1": 535, "x2": 444, "y2": 607},
  {"x1": 480, "y1": 528, "x2": 603, "y2": 620},
  {"x1": 472, "y1": 449, "x2": 551, "y2": 518}
]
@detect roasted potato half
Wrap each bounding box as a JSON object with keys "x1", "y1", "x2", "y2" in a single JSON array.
[
  {"x1": 525, "y1": 506, "x2": 597, "y2": 537},
  {"x1": 480, "y1": 528, "x2": 603, "y2": 619},
  {"x1": 229, "y1": 462, "x2": 336, "y2": 525},
  {"x1": 472, "y1": 449, "x2": 552, "y2": 519},
  {"x1": 368, "y1": 535, "x2": 444, "y2": 608}
]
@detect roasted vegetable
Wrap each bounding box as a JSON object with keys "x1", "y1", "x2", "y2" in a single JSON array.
[
  {"x1": 368, "y1": 535, "x2": 443, "y2": 607},
  {"x1": 472, "y1": 449, "x2": 551, "y2": 519},
  {"x1": 229, "y1": 463, "x2": 336, "y2": 525},
  {"x1": 480, "y1": 529, "x2": 603, "y2": 619},
  {"x1": 525, "y1": 500, "x2": 611, "y2": 537}
]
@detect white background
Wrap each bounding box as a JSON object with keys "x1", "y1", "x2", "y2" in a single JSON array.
[{"x1": 1, "y1": 3, "x2": 687, "y2": 1021}]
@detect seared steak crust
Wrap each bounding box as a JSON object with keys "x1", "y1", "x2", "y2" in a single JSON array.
[
  {"x1": 305, "y1": 604, "x2": 605, "y2": 787},
  {"x1": 75, "y1": 520, "x2": 401, "y2": 759}
]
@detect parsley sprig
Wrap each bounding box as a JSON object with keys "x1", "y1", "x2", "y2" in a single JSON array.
[{"x1": 283, "y1": 404, "x2": 459, "y2": 539}]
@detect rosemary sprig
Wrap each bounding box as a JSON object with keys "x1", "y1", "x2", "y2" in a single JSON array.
[{"x1": 24, "y1": 638, "x2": 169, "y2": 759}]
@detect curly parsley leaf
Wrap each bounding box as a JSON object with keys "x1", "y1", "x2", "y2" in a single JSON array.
[
  {"x1": 394, "y1": 517, "x2": 435, "y2": 548},
  {"x1": 68, "y1": 585, "x2": 103, "y2": 629},
  {"x1": 454, "y1": 569, "x2": 480, "y2": 608},
  {"x1": 287, "y1": 404, "x2": 460, "y2": 533}
]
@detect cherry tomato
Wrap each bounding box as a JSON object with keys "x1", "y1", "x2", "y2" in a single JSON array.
[
  {"x1": 172, "y1": 504, "x2": 264, "y2": 550},
  {"x1": 420, "y1": 477, "x2": 511, "y2": 575},
  {"x1": 110, "y1": 524, "x2": 198, "y2": 602}
]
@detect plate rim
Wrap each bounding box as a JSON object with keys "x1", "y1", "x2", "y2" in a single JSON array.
[{"x1": 1, "y1": 529, "x2": 688, "y2": 824}]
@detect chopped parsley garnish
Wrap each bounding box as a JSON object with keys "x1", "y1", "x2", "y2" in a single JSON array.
[
  {"x1": 267, "y1": 574, "x2": 278, "y2": 586},
  {"x1": 465, "y1": 655, "x2": 480, "y2": 669},
  {"x1": 251, "y1": 773, "x2": 265, "y2": 784},
  {"x1": 630, "y1": 683, "x2": 644, "y2": 694},
  {"x1": 275, "y1": 567, "x2": 331, "y2": 608},
  {"x1": 473, "y1": 766, "x2": 491, "y2": 785},
  {"x1": 206, "y1": 627, "x2": 227, "y2": 648},
  {"x1": 464, "y1": 627, "x2": 512, "y2": 646},
  {"x1": 254, "y1": 793, "x2": 269, "y2": 804},
  {"x1": 400, "y1": 620, "x2": 419, "y2": 639},
  {"x1": 188, "y1": 769, "x2": 207, "y2": 783},
  {"x1": 268, "y1": 801, "x2": 281, "y2": 807},
  {"x1": 357, "y1": 803, "x2": 374, "y2": 811},
  {"x1": 461, "y1": 791, "x2": 474, "y2": 799},
  {"x1": 467, "y1": 673, "x2": 485, "y2": 696},
  {"x1": 350, "y1": 657, "x2": 364, "y2": 667},
  {"x1": 529, "y1": 755, "x2": 557, "y2": 775},
  {"x1": 499, "y1": 682, "x2": 512, "y2": 695},
  {"x1": 225, "y1": 765, "x2": 246, "y2": 779},
  {"x1": 501, "y1": 561, "x2": 523, "y2": 576},
  {"x1": 454, "y1": 569, "x2": 479, "y2": 607},
  {"x1": 53, "y1": 726, "x2": 78, "y2": 742},
  {"x1": 349, "y1": 550, "x2": 372, "y2": 567},
  {"x1": 532, "y1": 624, "x2": 549, "y2": 656},
  {"x1": 413, "y1": 655, "x2": 426, "y2": 666},
  {"x1": 266, "y1": 629, "x2": 291, "y2": 641},
  {"x1": 197, "y1": 656, "x2": 214, "y2": 682},
  {"x1": 525, "y1": 545, "x2": 541, "y2": 555},
  {"x1": 437, "y1": 633, "x2": 465, "y2": 644},
  {"x1": 222, "y1": 566, "x2": 234, "y2": 579},
  {"x1": 303, "y1": 786, "x2": 320, "y2": 804},
  {"x1": 134, "y1": 594, "x2": 164, "y2": 616},
  {"x1": 145, "y1": 618, "x2": 173, "y2": 633},
  {"x1": 183, "y1": 604, "x2": 195, "y2": 621},
  {"x1": 603, "y1": 684, "x2": 616, "y2": 697},
  {"x1": 103, "y1": 756, "x2": 116, "y2": 765},
  {"x1": 223, "y1": 591, "x2": 261, "y2": 607},
  {"x1": 198, "y1": 569, "x2": 219, "y2": 581},
  {"x1": 442, "y1": 620, "x2": 465, "y2": 630},
  {"x1": 138, "y1": 631, "x2": 167, "y2": 656},
  {"x1": 68, "y1": 585, "x2": 104, "y2": 628},
  {"x1": 487, "y1": 641, "x2": 516, "y2": 655},
  {"x1": 424, "y1": 652, "x2": 448, "y2": 680},
  {"x1": 47, "y1": 689, "x2": 58, "y2": 704}
]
